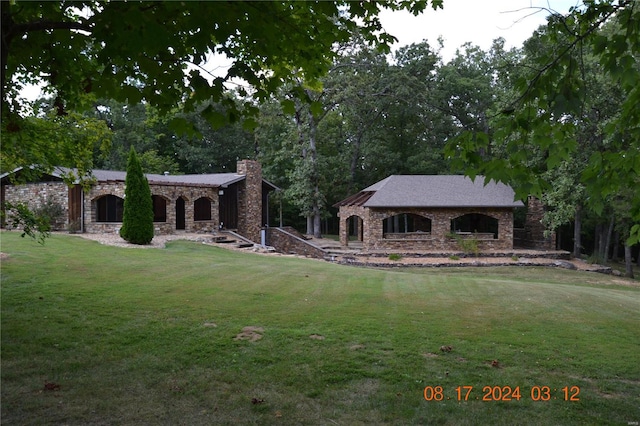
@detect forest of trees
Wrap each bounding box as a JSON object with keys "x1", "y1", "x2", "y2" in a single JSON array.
[{"x1": 2, "y1": 1, "x2": 638, "y2": 275}]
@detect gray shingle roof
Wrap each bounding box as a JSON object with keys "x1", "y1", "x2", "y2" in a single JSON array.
[
  {"x1": 73, "y1": 168, "x2": 245, "y2": 187},
  {"x1": 2, "y1": 166, "x2": 278, "y2": 190},
  {"x1": 339, "y1": 175, "x2": 523, "y2": 208}
]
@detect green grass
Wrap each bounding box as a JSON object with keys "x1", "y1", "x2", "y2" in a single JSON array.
[{"x1": 1, "y1": 231, "x2": 639, "y2": 425}]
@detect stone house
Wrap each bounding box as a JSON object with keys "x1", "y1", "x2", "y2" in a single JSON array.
[
  {"x1": 334, "y1": 175, "x2": 527, "y2": 251},
  {"x1": 1, "y1": 160, "x2": 277, "y2": 244}
]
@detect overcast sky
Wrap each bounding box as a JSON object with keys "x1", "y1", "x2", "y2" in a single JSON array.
[{"x1": 380, "y1": 0, "x2": 582, "y2": 60}]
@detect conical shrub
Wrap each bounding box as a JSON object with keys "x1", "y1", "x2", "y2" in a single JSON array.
[{"x1": 120, "y1": 146, "x2": 154, "y2": 245}]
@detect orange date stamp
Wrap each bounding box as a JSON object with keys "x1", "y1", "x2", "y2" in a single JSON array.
[{"x1": 423, "y1": 385, "x2": 580, "y2": 402}]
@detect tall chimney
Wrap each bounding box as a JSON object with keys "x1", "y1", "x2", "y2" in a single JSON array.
[{"x1": 236, "y1": 160, "x2": 262, "y2": 243}]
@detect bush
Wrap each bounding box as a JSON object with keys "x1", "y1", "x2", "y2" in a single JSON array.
[
  {"x1": 119, "y1": 147, "x2": 154, "y2": 245},
  {"x1": 34, "y1": 197, "x2": 65, "y2": 230},
  {"x1": 447, "y1": 232, "x2": 480, "y2": 255},
  {"x1": 1, "y1": 201, "x2": 51, "y2": 244}
]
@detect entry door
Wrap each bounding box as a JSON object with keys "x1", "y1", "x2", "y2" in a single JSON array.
[
  {"x1": 175, "y1": 197, "x2": 186, "y2": 230},
  {"x1": 218, "y1": 186, "x2": 238, "y2": 229}
]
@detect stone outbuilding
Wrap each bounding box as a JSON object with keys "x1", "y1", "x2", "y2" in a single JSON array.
[
  {"x1": 1, "y1": 160, "x2": 277, "y2": 244},
  {"x1": 334, "y1": 175, "x2": 526, "y2": 251}
]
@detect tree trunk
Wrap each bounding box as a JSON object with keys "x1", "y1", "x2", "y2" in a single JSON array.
[
  {"x1": 307, "y1": 109, "x2": 322, "y2": 239},
  {"x1": 604, "y1": 215, "x2": 615, "y2": 262},
  {"x1": 313, "y1": 195, "x2": 321, "y2": 238},
  {"x1": 573, "y1": 206, "x2": 582, "y2": 258},
  {"x1": 599, "y1": 223, "x2": 607, "y2": 259},
  {"x1": 611, "y1": 231, "x2": 620, "y2": 262},
  {"x1": 306, "y1": 215, "x2": 313, "y2": 236},
  {"x1": 348, "y1": 133, "x2": 364, "y2": 195},
  {"x1": 624, "y1": 244, "x2": 634, "y2": 278}
]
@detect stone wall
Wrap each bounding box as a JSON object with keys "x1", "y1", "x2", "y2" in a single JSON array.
[
  {"x1": 266, "y1": 227, "x2": 328, "y2": 259},
  {"x1": 84, "y1": 182, "x2": 219, "y2": 234},
  {"x1": 236, "y1": 160, "x2": 262, "y2": 243},
  {"x1": 337, "y1": 205, "x2": 368, "y2": 247},
  {"x1": 3, "y1": 181, "x2": 69, "y2": 230},
  {"x1": 339, "y1": 206, "x2": 515, "y2": 251}
]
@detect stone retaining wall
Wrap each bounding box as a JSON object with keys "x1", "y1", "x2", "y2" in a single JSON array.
[{"x1": 266, "y1": 227, "x2": 327, "y2": 259}]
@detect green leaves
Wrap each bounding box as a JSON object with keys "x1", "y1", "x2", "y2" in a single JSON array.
[{"x1": 448, "y1": 1, "x2": 639, "y2": 245}]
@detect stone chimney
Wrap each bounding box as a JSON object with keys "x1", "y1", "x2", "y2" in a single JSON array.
[
  {"x1": 236, "y1": 160, "x2": 262, "y2": 243},
  {"x1": 524, "y1": 196, "x2": 556, "y2": 250}
]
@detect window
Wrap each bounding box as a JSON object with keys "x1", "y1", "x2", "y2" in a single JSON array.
[
  {"x1": 450, "y1": 213, "x2": 498, "y2": 238},
  {"x1": 383, "y1": 213, "x2": 431, "y2": 234},
  {"x1": 152, "y1": 195, "x2": 167, "y2": 222},
  {"x1": 194, "y1": 197, "x2": 212, "y2": 221},
  {"x1": 95, "y1": 195, "x2": 124, "y2": 222}
]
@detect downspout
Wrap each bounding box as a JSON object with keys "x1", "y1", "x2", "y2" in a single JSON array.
[
  {"x1": 81, "y1": 188, "x2": 85, "y2": 233},
  {"x1": 265, "y1": 189, "x2": 270, "y2": 228}
]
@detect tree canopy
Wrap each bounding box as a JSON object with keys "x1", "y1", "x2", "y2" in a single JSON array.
[
  {"x1": 2, "y1": 1, "x2": 441, "y2": 123},
  {"x1": 445, "y1": 0, "x2": 640, "y2": 245},
  {"x1": 2, "y1": 0, "x2": 442, "y2": 182}
]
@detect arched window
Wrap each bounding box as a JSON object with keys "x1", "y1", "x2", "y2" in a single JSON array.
[
  {"x1": 152, "y1": 195, "x2": 167, "y2": 222},
  {"x1": 95, "y1": 195, "x2": 124, "y2": 222},
  {"x1": 383, "y1": 213, "x2": 431, "y2": 234},
  {"x1": 450, "y1": 213, "x2": 498, "y2": 238},
  {"x1": 194, "y1": 197, "x2": 212, "y2": 221}
]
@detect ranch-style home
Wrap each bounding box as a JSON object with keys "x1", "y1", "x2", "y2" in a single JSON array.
[
  {"x1": 1, "y1": 160, "x2": 277, "y2": 244},
  {"x1": 335, "y1": 175, "x2": 535, "y2": 251}
]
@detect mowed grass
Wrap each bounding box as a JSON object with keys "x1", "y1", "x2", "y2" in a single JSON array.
[{"x1": 1, "y1": 232, "x2": 639, "y2": 425}]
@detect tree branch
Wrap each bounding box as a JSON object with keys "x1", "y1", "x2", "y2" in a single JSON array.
[{"x1": 10, "y1": 19, "x2": 92, "y2": 35}]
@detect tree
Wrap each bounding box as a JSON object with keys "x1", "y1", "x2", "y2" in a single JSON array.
[
  {"x1": 119, "y1": 146, "x2": 154, "y2": 245},
  {"x1": 445, "y1": 1, "x2": 640, "y2": 245},
  {"x1": 2, "y1": 1, "x2": 442, "y2": 178}
]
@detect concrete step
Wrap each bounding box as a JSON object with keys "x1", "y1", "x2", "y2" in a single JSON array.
[{"x1": 215, "y1": 238, "x2": 237, "y2": 244}]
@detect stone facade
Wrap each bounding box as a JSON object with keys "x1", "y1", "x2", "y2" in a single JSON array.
[
  {"x1": 84, "y1": 182, "x2": 219, "y2": 235},
  {"x1": 339, "y1": 206, "x2": 515, "y2": 251},
  {"x1": 236, "y1": 160, "x2": 263, "y2": 243},
  {"x1": 2, "y1": 160, "x2": 270, "y2": 244},
  {"x1": 2, "y1": 181, "x2": 70, "y2": 230},
  {"x1": 516, "y1": 196, "x2": 556, "y2": 250}
]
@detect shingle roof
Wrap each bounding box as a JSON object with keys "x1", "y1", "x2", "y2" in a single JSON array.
[
  {"x1": 70, "y1": 168, "x2": 246, "y2": 187},
  {"x1": 336, "y1": 175, "x2": 524, "y2": 208},
  {"x1": 2, "y1": 166, "x2": 278, "y2": 190}
]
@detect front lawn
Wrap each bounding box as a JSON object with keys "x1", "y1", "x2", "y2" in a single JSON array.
[{"x1": 1, "y1": 232, "x2": 639, "y2": 425}]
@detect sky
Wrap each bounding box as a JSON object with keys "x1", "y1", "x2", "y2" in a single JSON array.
[{"x1": 380, "y1": 0, "x2": 581, "y2": 60}]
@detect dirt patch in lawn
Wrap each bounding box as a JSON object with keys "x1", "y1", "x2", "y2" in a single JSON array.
[{"x1": 234, "y1": 326, "x2": 264, "y2": 342}]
